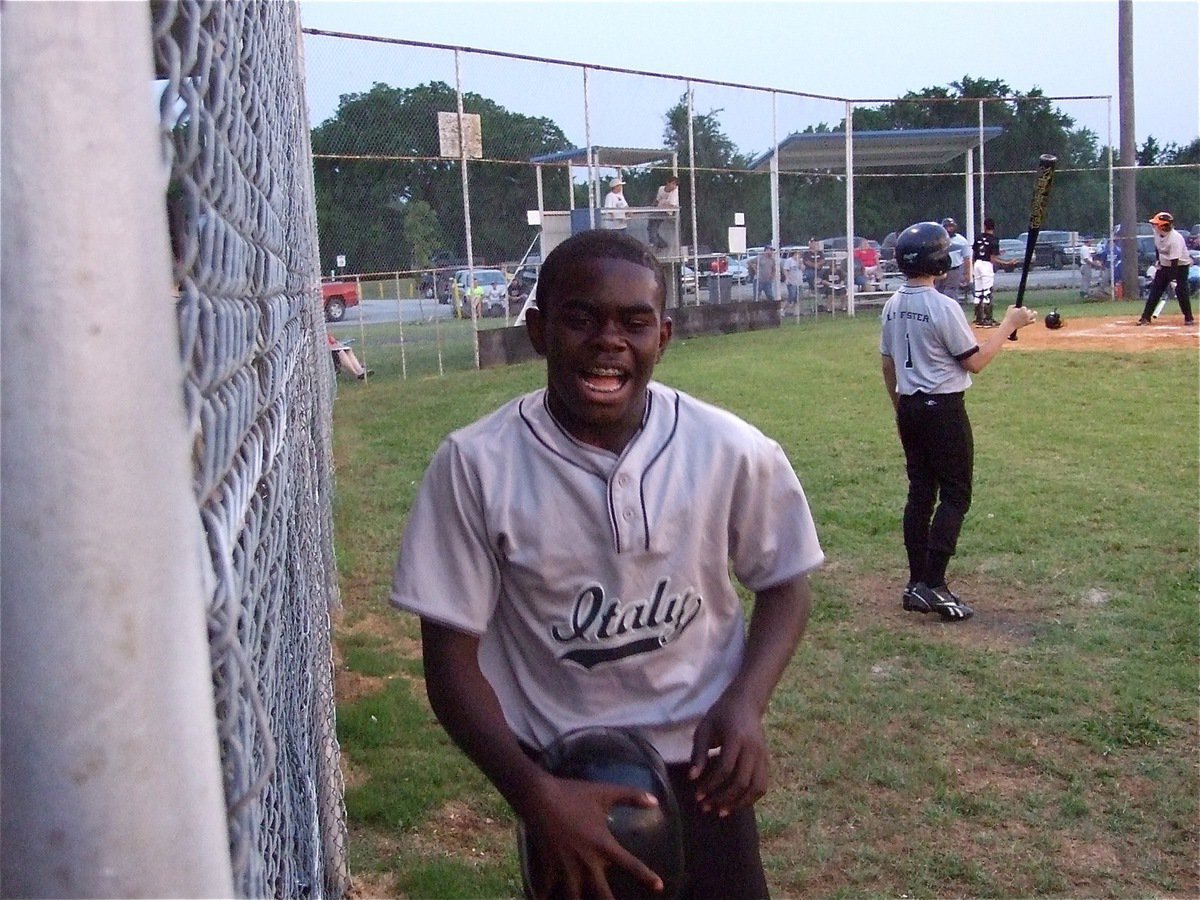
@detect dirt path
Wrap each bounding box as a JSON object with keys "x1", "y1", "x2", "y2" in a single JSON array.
[{"x1": 976, "y1": 314, "x2": 1199, "y2": 352}]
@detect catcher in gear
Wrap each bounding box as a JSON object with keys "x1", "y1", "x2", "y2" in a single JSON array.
[{"x1": 970, "y1": 218, "x2": 1014, "y2": 327}]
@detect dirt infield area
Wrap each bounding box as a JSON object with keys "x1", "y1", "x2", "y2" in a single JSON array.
[{"x1": 975, "y1": 314, "x2": 1199, "y2": 352}]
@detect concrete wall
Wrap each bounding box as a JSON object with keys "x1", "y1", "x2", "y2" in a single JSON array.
[{"x1": 476, "y1": 300, "x2": 780, "y2": 369}]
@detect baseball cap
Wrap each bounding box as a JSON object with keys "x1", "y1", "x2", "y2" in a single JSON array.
[
  {"x1": 1148, "y1": 211, "x2": 1173, "y2": 226},
  {"x1": 764, "y1": 243, "x2": 774, "y2": 249},
  {"x1": 610, "y1": 174, "x2": 625, "y2": 187},
  {"x1": 940, "y1": 217, "x2": 957, "y2": 227}
]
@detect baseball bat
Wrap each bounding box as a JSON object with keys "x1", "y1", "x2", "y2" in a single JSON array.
[
  {"x1": 1009, "y1": 154, "x2": 1058, "y2": 341},
  {"x1": 1152, "y1": 298, "x2": 1167, "y2": 319}
]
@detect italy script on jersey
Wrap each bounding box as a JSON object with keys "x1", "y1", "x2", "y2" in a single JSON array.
[
  {"x1": 392, "y1": 381, "x2": 824, "y2": 761},
  {"x1": 551, "y1": 577, "x2": 703, "y2": 669}
]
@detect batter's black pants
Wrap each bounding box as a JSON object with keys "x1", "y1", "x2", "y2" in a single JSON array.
[
  {"x1": 897, "y1": 391, "x2": 973, "y2": 588},
  {"x1": 1140, "y1": 262, "x2": 1194, "y2": 321}
]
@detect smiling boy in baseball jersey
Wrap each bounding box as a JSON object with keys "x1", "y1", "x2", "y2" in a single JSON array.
[{"x1": 392, "y1": 228, "x2": 823, "y2": 898}]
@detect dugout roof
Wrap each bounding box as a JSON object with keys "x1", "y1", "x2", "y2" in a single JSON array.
[
  {"x1": 747, "y1": 126, "x2": 1004, "y2": 172},
  {"x1": 530, "y1": 147, "x2": 674, "y2": 169}
]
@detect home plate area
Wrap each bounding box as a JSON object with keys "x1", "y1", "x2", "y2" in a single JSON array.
[{"x1": 974, "y1": 315, "x2": 1199, "y2": 352}]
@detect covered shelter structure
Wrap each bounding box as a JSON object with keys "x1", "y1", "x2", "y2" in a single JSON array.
[
  {"x1": 748, "y1": 126, "x2": 1004, "y2": 314},
  {"x1": 529, "y1": 145, "x2": 681, "y2": 268}
]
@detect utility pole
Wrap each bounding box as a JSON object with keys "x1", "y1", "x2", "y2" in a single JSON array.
[{"x1": 1118, "y1": 0, "x2": 1138, "y2": 301}]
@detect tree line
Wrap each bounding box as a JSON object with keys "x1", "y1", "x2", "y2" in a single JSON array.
[{"x1": 311, "y1": 77, "x2": 1198, "y2": 275}]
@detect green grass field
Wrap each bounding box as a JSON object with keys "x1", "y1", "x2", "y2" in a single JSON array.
[{"x1": 328, "y1": 295, "x2": 1198, "y2": 899}]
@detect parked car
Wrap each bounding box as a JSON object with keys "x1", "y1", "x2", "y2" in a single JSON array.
[
  {"x1": 880, "y1": 231, "x2": 899, "y2": 270},
  {"x1": 682, "y1": 254, "x2": 750, "y2": 292},
  {"x1": 419, "y1": 251, "x2": 477, "y2": 303},
  {"x1": 820, "y1": 235, "x2": 875, "y2": 261},
  {"x1": 1095, "y1": 234, "x2": 1157, "y2": 276},
  {"x1": 321, "y1": 279, "x2": 360, "y2": 322},
  {"x1": 997, "y1": 238, "x2": 1025, "y2": 267},
  {"x1": 453, "y1": 268, "x2": 510, "y2": 317},
  {"x1": 712, "y1": 255, "x2": 750, "y2": 284},
  {"x1": 507, "y1": 265, "x2": 539, "y2": 308},
  {"x1": 1015, "y1": 230, "x2": 1082, "y2": 269}
]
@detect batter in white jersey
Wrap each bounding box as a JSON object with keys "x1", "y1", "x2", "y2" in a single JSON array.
[
  {"x1": 391, "y1": 228, "x2": 823, "y2": 898},
  {"x1": 880, "y1": 221, "x2": 1036, "y2": 626}
]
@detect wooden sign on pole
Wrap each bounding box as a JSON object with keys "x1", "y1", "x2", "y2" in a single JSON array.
[{"x1": 438, "y1": 112, "x2": 483, "y2": 159}]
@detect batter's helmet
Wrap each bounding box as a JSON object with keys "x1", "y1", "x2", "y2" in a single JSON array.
[
  {"x1": 1045, "y1": 308, "x2": 1064, "y2": 329},
  {"x1": 895, "y1": 222, "x2": 953, "y2": 277},
  {"x1": 517, "y1": 726, "x2": 685, "y2": 900},
  {"x1": 1149, "y1": 211, "x2": 1174, "y2": 227}
]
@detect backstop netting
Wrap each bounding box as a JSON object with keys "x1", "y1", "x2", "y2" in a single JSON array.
[{"x1": 153, "y1": 2, "x2": 348, "y2": 896}]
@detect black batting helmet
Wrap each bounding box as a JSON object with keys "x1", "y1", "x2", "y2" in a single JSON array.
[
  {"x1": 1045, "y1": 308, "x2": 1064, "y2": 329},
  {"x1": 895, "y1": 222, "x2": 953, "y2": 277},
  {"x1": 517, "y1": 726, "x2": 685, "y2": 900}
]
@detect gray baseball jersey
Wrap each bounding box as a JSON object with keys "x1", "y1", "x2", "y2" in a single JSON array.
[
  {"x1": 880, "y1": 285, "x2": 977, "y2": 395},
  {"x1": 391, "y1": 381, "x2": 824, "y2": 763}
]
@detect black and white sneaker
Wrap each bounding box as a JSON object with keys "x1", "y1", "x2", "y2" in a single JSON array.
[
  {"x1": 915, "y1": 583, "x2": 974, "y2": 621},
  {"x1": 902, "y1": 583, "x2": 931, "y2": 613}
]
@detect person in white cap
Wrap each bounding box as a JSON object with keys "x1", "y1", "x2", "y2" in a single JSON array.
[{"x1": 602, "y1": 174, "x2": 629, "y2": 230}]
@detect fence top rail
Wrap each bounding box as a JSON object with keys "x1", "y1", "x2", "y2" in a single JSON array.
[
  {"x1": 302, "y1": 27, "x2": 1112, "y2": 109},
  {"x1": 300, "y1": 27, "x2": 847, "y2": 102}
]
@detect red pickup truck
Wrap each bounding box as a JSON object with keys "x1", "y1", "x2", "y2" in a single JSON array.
[{"x1": 321, "y1": 279, "x2": 360, "y2": 322}]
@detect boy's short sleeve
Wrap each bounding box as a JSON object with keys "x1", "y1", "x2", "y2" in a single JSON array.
[
  {"x1": 390, "y1": 439, "x2": 500, "y2": 634},
  {"x1": 727, "y1": 436, "x2": 824, "y2": 593}
]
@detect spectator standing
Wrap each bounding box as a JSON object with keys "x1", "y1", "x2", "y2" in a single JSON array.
[
  {"x1": 391, "y1": 229, "x2": 823, "y2": 898},
  {"x1": 1138, "y1": 211, "x2": 1195, "y2": 325},
  {"x1": 880, "y1": 222, "x2": 1036, "y2": 622},
  {"x1": 1077, "y1": 237, "x2": 1099, "y2": 297},
  {"x1": 802, "y1": 238, "x2": 826, "y2": 294},
  {"x1": 755, "y1": 245, "x2": 778, "y2": 302},
  {"x1": 783, "y1": 249, "x2": 803, "y2": 306},
  {"x1": 647, "y1": 175, "x2": 679, "y2": 250},
  {"x1": 602, "y1": 174, "x2": 629, "y2": 230},
  {"x1": 936, "y1": 217, "x2": 971, "y2": 302}
]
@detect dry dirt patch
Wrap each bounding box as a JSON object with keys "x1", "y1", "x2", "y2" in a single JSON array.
[{"x1": 980, "y1": 314, "x2": 1198, "y2": 352}]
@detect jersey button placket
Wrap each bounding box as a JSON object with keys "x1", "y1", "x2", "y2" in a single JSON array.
[{"x1": 611, "y1": 471, "x2": 643, "y2": 551}]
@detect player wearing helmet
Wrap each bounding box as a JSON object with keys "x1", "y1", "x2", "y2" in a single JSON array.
[
  {"x1": 881, "y1": 222, "x2": 1037, "y2": 622},
  {"x1": 970, "y1": 218, "x2": 1013, "y2": 327},
  {"x1": 1138, "y1": 212, "x2": 1195, "y2": 326}
]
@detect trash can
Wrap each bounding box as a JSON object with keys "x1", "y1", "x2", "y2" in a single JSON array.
[{"x1": 709, "y1": 274, "x2": 732, "y2": 304}]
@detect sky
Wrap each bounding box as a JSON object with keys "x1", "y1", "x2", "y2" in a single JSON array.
[{"x1": 298, "y1": 0, "x2": 1199, "y2": 152}]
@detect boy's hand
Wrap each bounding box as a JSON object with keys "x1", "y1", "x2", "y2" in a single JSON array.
[
  {"x1": 1001, "y1": 305, "x2": 1037, "y2": 332},
  {"x1": 522, "y1": 773, "x2": 664, "y2": 900},
  {"x1": 687, "y1": 698, "x2": 769, "y2": 817}
]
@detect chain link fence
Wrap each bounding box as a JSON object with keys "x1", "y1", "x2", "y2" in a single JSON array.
[
  {"x1": 296, "y1": 29, "x2": 1200, "y2": 379},
  {"x1": 155, "y1": 2, "x2": 348, "y2": 896}
]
